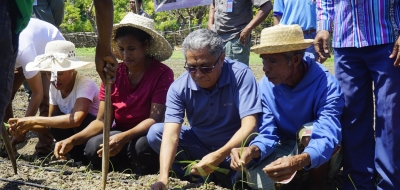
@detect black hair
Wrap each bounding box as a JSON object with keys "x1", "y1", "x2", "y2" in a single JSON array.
[{"x1": 114, "y1": 26, "x2": 151, "y2": 45}]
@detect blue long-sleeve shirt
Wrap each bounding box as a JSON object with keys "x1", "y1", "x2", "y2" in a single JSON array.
[{"x1": 250, "y1": 56, "x2": 344, "y2": 169}]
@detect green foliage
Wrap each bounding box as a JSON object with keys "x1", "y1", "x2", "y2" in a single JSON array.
[{"x1": 60, "y1": 0, "x2": 273, "y2": 34}]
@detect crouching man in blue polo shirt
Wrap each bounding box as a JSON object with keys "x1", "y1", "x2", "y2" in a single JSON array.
[
  {"x1": 148, "y1": 29, "x2": 262, "y2": 189},
  {"x1": 230, "y1": 25, "x2": 344, "y2": 190}
]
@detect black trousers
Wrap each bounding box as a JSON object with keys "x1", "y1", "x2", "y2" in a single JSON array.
[
  {"x1": 84, "y1": 130, "x2": 159, "y2": 174},
  {"x1": 49, "y1": 111, "x2": 96, "y2": 163}
]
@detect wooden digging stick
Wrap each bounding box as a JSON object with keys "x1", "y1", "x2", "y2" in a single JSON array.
[
  {"x1": 1, "y1": 123, "x2": 17, "y2": 174},
  {"x1": 102, "y1": 74, "x2": 112, "y2": 190}
]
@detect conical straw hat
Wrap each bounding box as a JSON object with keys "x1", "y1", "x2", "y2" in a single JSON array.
[
  {"x1": 251, "y1": 24, "x2": 314, "y2": 54},
  {"x1": 112, "y1": 13, "x2": 173, "y2": 62}
]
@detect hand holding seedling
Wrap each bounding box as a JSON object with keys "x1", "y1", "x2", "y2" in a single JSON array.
[
  {"x1": 190, "y1": 151, "x2": 224, "y2": 176},
  {"x1": 54, "y1": 138, "x2": 74, "y2": 160},
  {"x1": 263, "y1": 153, "x2": 310, "y2": 182},
  {"x1": 8, "y1": 117, "x2": 35, "y2": 135},
  {"x1": 230, "y1": 145, "x2": 260, "y2": 171},
  {"x1": 97, "y1": 133, "x2": 127, "y2": 157}
]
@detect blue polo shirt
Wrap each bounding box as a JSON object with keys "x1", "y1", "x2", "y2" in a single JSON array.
[
  {"x1": 273, "y1": 0, "x2": 316, "y2": 31},
  {"x1": 165, "y1": 59, "x2": 262, "y2": 149},
  {"x1": 250, "y1": 56, "x2": 344, "y2": 169}
]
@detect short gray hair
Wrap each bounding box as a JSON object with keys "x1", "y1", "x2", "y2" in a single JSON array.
[{"x1": 182, "y1": 29, "x2": 224, "y2": 59}]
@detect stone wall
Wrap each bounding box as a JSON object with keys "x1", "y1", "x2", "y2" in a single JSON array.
[{"x1": 63, "y1": 32, "x2": 98, "y2": 48}]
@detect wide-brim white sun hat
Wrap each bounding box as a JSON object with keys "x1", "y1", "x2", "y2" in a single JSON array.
[
  {"x1": 251, "y1": 24, "x2": 314, "y2": 54},
  {"x1": 26, "y1": 40, "x2": 94, "y2": 72},
  {"x1": 112, "y1": 12, "x2": 173, "y2": 62}
]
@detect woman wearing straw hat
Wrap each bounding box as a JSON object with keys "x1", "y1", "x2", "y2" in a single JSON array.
[
  {"x1": 54, "y1": 13, "x2": 174, "y2": 174},
  {"x1": 8, "y1": 40, "x2": 100, "y2": 163}
]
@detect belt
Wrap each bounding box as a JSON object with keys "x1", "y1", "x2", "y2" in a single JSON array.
[{"x1": 303, "y1": 29, "x2": 316, "y2": 35}]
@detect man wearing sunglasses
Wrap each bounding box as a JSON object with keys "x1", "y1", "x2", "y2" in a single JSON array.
[{"x1": 148, "y1": 29, "x2": 262, "y2": 189}]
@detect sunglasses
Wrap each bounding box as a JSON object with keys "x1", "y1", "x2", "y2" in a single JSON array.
[{"x1": 184, "y1": 53, "x2": 222, "y2": 74}]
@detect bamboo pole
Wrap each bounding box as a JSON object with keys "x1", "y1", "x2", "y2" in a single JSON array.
[
  {"x1": 1, "y1": 123, "x2": 17, "y2": 174},
  {"x1": 102, "y1": 74, "x2": 112, "y2": 190}
]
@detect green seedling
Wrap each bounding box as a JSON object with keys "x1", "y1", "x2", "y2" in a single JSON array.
[{"x1": 348, "y1": 174, "x2": 357, "y2": 190}]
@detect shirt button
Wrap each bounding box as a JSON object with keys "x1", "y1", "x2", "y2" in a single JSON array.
[{"x1": 210, "y1": 103, "x2": 214, "y2": 106}]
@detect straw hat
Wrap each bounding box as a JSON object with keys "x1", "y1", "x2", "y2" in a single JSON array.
[
  {"x1": 26, "y1": 40, "x2": 93, "y2": 82},
  {"x1": 26, "y1": 40, "x2": 93, "y2": 72},
  {"x1": 112, "y1": 12, "x2": 172, "y2": 62},
  {"x1": 251, "y1": 24, "x2": 314, "y2": 54}
]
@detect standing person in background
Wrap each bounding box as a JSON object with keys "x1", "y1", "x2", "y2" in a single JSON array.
[
  {"x1": 32, "y1": 0, "x2": 64, "y2": 28},
  {"x1": 4, "y1": 18, "x2": 65, "y2": 159},
  {"x1": 273, "y1": 0, "x2": 324, "y2": 62},
  {"x1": 315, "y1": 0, "x2": 400, "y2": 189},
  {"x1": 129, "y1": 0, "x2": 150, "y2": 18},
  {"x1": 208, "y1": 0, "x2": 272, "y2": 65}
]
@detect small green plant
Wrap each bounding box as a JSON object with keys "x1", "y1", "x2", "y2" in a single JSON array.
[{"x1": 348, "y1": 174, "x2": 358, "y2": 190}]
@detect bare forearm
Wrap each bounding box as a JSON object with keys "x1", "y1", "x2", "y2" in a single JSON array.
[
  {"x1": 124, "y1": 118, "x2": 156, "y2": 141},
  {"x1": 208, "y1": 2, "x2": 215, "y2": 29},
  {"x1": 34, "y1": 113, "x2": 87, "y2": 129},
  {"x1": 245, "y1": 2, "x2": 273, "y2": 31},
  {"x1": 216, "y1": 115, "x2": 258, "y2": 159},
  {"x1": 94, "y1": 0, "x2": 113, "y2": 46},
  {"x1": 273, "y1": 16, "x2": 281, "y2": 26},
  {"x1": 25, "y1": 94, "x2": 42, "y2": 117},
  {"x1": 158, "y1": 123, "x2": 181, "y2": 182}
]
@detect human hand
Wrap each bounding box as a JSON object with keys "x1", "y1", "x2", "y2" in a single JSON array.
[
  {"x1": 8, "y1": 118, "x2": 34, "y2": 135},
  {"x1": 150, "y1": 180, "x2": 168, "y2": 190},
  {"x1": 190, "y1": 152, "x2": 224, "y2": 176},
  {"x1": 95, "y1": 42, "x2": 118, "y2": 84},
  {"x1": 239, "y1": 28, "x2": 251, "y2": 45},
  {"x1": 97, "y1": 132, "x2": 127, "y2": 157},
  {"x1": 390, "y1": 36, "x2": 400, "y2": 66},
  {"x1": 230, "y1": 147, "x2": 254, "y2": 171},
  {"x1": 263, "y1": 154, "x2": 309, "y2": 182},
  {"x1": 54, "y1": 138, "x2": 75, "y2": 160},
  {"x1": 314, "y1": 30, "x2": 331, "y2": 63}
]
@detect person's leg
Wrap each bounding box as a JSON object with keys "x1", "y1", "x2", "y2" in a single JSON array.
[
  {"x1": 35, "y1": 71, "x2": 54, "y2": 155},
  {"x1": 246, "y1": 139, "x2": 297, "y2": 190},
  {"x1": 49, "y1": 0, "x2": 64, "y2": 28},
  {"x1": 4, "y1": 67, "x2": 27, "y2": 122},
  {"x1": 127, "y1": 135, "x2": 159, "y2": 175},
  {"x1": 84, "y1": 130, "x2": 130, "y2": 170},
  {"x1": 0, "y1": 0, "x2": 19, "y2": 134},
  {"x1": 334, "y1": 47, "x2": 376, "y2": 190},
  {"x1": 8, "y1": 69, "x2": 29, "y2": 146},
  {"x1": 32, "y1": 0, "x2": 56, "y2": 26},
  {"x1": 50, "y1": 113, "x2": 96, "y2": 163},
  {"x1": 363, "y1": 43, "x2": 400, "y2": 190},
  {"x1": 223, "y1": 36, "x2": 251, "y2": 65},
  {"x1": 147, "y1": 123, "x2": 233, "y2": 185}
]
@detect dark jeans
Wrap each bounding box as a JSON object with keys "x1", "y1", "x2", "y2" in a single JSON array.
[
  {"x1": 85, "y1": 130, "x2": 159, "y2": 174},
  {"x1": 49, "y1": 111, "x2": 96, "y2": 163},
  {"x1": 0, "y1": 0, "x2": 19, "y2": 132}
]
